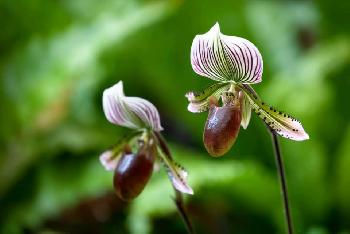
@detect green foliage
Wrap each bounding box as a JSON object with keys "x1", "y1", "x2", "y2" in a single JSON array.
[{"x1": 1, "y1": 0, "x2": 350, "y2": 233}]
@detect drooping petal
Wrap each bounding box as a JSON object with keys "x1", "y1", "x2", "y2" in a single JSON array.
[
  {"x1": 239, "y1": 84, "x2": 309, "y2": 141},
  {"x1": 155, "y1": 145, "x2": 193, "y2": 195},
  {"x1": 191, "y1": 23, "x2": 263, "y2": 84},
  {"x1": 185, "y1": 83, "x2": 230, "y2": 113},
  {"x1": 103, "y1": 81, "x2": 163, "y2": 131},
  {"x1": 240, "y1": 92, "x2": 251, "y2": 129},
  {"x1": 152, "y1": 132, "x2": 193, "y2": 194}
]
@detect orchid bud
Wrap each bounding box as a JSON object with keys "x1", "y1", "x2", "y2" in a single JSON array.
[
  {"x1": 203, "y1": 92, "x2": 242, "y2": 157},
  {"x1": 113, "y1": 139, "x2": 156, "y2": 201}
]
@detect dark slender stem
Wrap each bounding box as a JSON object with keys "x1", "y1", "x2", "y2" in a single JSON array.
[
  {"x1": 153, "y1": 132, "x2": 195, "y2": 234},
  {"x1": 174, "y1": 189, "x2": 195, "y2": 234},
  {"x1": 268, "y1": 127, "x2": 293, "y2": 234}
]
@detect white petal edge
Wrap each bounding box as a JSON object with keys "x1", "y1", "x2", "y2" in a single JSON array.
[
  {"x1": 100, "y1": 150, "x2": 120, "y2": 171},
  {"x1": 191, "y1": 22, "x2": 263, "y2": 84},
  {"x1": 102, "y1": 81, "x2": 163, "y2": 131}
]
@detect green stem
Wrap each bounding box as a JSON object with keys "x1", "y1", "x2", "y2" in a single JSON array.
[{"x1": 268, "y1": 127, "x2": 294, "y2": 234}]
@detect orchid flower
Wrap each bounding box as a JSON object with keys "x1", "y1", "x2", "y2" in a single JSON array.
[
  {"x1": 101, "y1": 81, "x2": 193, "y2": 201},
  {"x1": 186, "y1": 23, "x2": 309, "y2": 157}
]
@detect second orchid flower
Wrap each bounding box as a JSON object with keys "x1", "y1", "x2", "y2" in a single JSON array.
[
  {"x1": 186, "y1": 23, "x2": 309, "y2": 157},
  {"x1": 101, "y1": 81, "x2": 193, "y2": 201}
]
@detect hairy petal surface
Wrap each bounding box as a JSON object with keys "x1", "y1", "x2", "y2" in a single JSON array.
[
  {"x1": 185, "y1": 83, "x2": 230, "y2": 113},
  {"x1": 191, "y1": 23, "x2": 263, "y2": 84},
  {"x1": 103, "y1": 81, "x2": 163, "y2": 131},
  {"x1": 239, "y1": 84, "x2": 309, "y2": 141}
]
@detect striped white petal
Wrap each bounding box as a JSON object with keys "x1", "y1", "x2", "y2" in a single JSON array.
[
  {"x1": 191, "y1": 23, "x2": 263, "y2": 84},
  {"x1": 103, "y1": 81, "x2": 163, "y2": 131},
  {"x1": 239, "y1": 84, "x2": 309, "y2": 141}
]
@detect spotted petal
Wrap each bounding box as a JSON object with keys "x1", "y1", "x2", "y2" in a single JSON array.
[
  {"x1": 185, "y1": 83, "x2": 230, "y2": 113},
  {"x1": 154, "y1": 132, "x2": 193, "y2": 194},
  {"x1": 158, "y1": 148, "x2": 194, "y2": 195},
  {"x1": 239, "y1": 84, "x2": 309, "y2": 141},
  {"x1": 103, "y1": 81, "x2": 163, "y2": 131},
  {"x1": 191, "y1": 23, "x2": 263, "y2": 84}
]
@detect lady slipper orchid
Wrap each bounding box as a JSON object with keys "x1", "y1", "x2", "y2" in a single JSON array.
[
  {"x1": 186, "y1": 23, "x2": 309, "y2": 157},
  {"x1": 101, "y1": 81, "x2": 193, "y2": 201}
]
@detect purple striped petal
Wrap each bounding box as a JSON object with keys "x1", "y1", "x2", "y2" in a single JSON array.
[
  {"x1": 191, "y1": 23, "x2": 263, "y2": 84},
  {"x1": 103, "y1": 81, "x2": 163, "y2": 131}
]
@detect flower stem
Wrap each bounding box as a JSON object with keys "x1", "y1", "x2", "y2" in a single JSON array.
[
  {"x1": 174, "y1": 189, "x2": 195, "y2": 234},
  {"x1": 153, "y1": 132, "x2": 195, "y2": 234},
  {"x1": 268, "y1": 127, "x2": 294, "y2": 234}
]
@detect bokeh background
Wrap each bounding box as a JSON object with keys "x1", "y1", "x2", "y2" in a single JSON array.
[{"x1": 1, "y1": 0, "x2": 350, "y2": 233}]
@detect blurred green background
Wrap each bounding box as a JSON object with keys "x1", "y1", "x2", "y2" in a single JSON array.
[{"x1": 1, "y1": 0, "x2": 349, "y2": 233}]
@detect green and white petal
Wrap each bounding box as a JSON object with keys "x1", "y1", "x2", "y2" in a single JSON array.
[
  {"x1": 185, "y1": 83, "x2": 230, "y2": 113},
  {"x1": 157, "y1": 147, "x2": 193, "y2": 195},
  {"x1": 240, "y1": 92, "x2": 251, "y2": 129},
  {"x1": 191, "y1": 23, "x2": 263, "y2": 84},
  {"x1": 103, "y1": 81, "x2": 163, "y2": 131},
  {"x1": 152, "y1": 130, "x2": 193, "y2": 195},
  {"x1": 239, "y1": 84, "x2": 309, "y2": 141}
]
